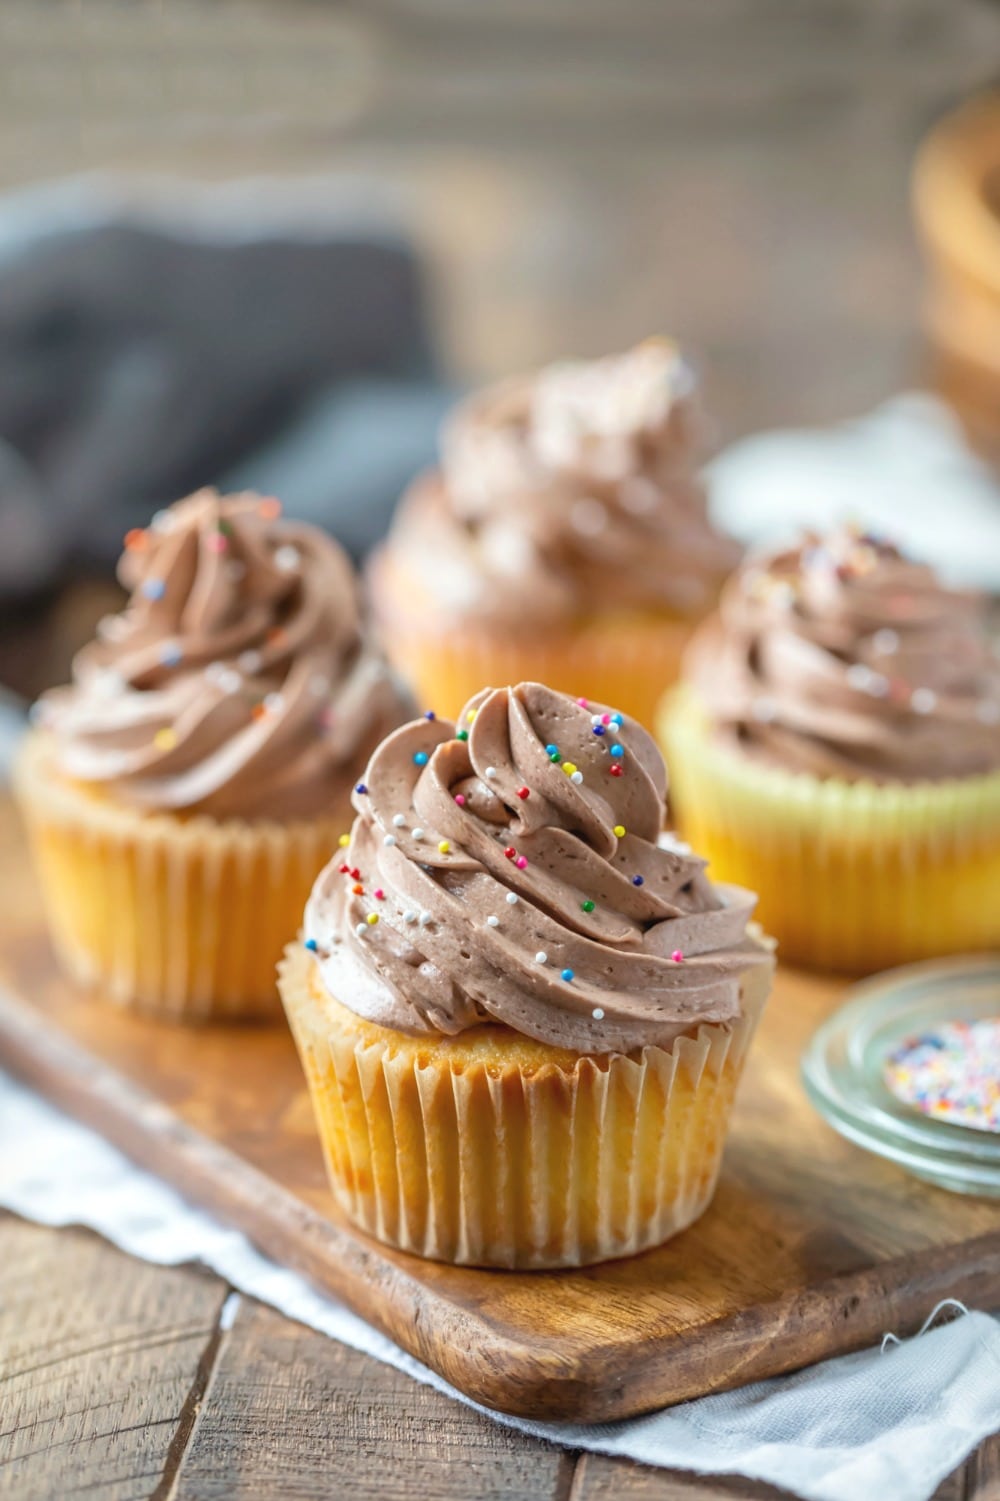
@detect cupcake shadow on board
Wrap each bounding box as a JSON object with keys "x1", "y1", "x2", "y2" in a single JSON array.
[
  {"x1": 279, "y1": 680, "x2": 773, "y2": 1270},
  {"x1": 658, "y1": 526, "x2": 1000, "y2": 974},
  {"x1": 15, "y1": 488, "x2": 413, "y2": 1021},
  {"x1": 369, "y1": 340, "x2": 741, "y2": 731}
]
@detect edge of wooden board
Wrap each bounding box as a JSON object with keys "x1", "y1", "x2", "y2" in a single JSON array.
[{"x1": 3, "y1": 983, "x2": 999, "y2": 1422}]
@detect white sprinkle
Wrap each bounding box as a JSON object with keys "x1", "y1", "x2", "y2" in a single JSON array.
[
  {"x1": 846, "y1": 664, "x2": 872, "y2": 691},
  {"x1": 606, "y1": 721, "x2": 620, "y2": 735},
  {"x1": 873, "y1": 629, "x2": 899, "y2": 655},
  {"x1": 383, "y1": 834, "x2": 397, "y2": 847},
  {"x1": 355, "y1": 923, "x2": 367, "y2": 938},
  {"x1": 506, "y1": 892, "x2": 519, "y2": 905},
  {"x1": 309, "y1": 674, "x2": 329, "y2": 697},
  {"x1": 419, "y1": 911, "x2": 433, "y2": 927},
  {"x1": 226, "y1": 560, "x2": 246, "y2": 583},
  {"x1": 751, "y1": 697, "x2": 777, "y2": 724},
  {"x1": 571, "y1": 497, "x2": 608, "y2": 536},
  {"x1": 535, "y1": 951, "x2": 548, "y2": 965},
  {"x1": 150, "y1": 508, "x2": 172, "y2": 532},
  {"x1": 238, "y1": 649, "x2": 262, "y2": 675},
  {"x1": 403, "y1": 911, "x2": 418, "y2": 924},
  {"x1": 486, "y1": 915, "x2": 500, "y2": 927},
  {"x1": 412, "y1": 828, "x2": 425, "y2": 841},
  {"x1": 263, "y1": 692, "x2": 283, "y2": 713},
  {"x1": 592, "y1": 1007, "x2": 605, "y2": 1020},
  {"x1": 93, "y1": 668, "x2": 126, "y2": 698},
  {"x1": 217, "y1": 668, "x2": 241, "y2": 694},
  {"x1": 570, "y1": 770, "x2": 584, "y2": 785},
  {"x1": 274, "y1": 544, "x2": 301, "y2": 572},
  {"x1": 977, "y1": 701, "x2": 1000, "y2": 725},
  {"x1": 911, "y1": 688, "x2": 937, "y2": 715},
  {"x1": 392, "y1": 813, "x2": 406, "y2": 827},
  {"x1": 485, "y1": 766, "x2": 498, "y2": 779},
  {"x1": 591, "y1": 714, "x2": 603, "y2": 726}
]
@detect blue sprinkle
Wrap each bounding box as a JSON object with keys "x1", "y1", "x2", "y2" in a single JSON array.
[
  {"x1": 159, "y1": 642, "x2": 182, "y2": 667},
  {"x1": 561, "y1": 968, "x2": 574, "y2": 982},
  {"x1": 414, "y1": 751, "x2": 429, "y2": 766},
  {"x1": 424, "y1": 710, "x2": 436, "y2": 721},
  {"x1": 545, "y1": 743, "x2": 559, "y2": 756},
  {"x1": 355, "y1": 783, "x2": 368, "y2": 795},
  {"x1": 142, "y1": 578, "x2": 166, "y2": 601},
  {"x1": 611, "y1": 712, "x2": 624, "y2": 726},
  {"x1": 592, "y1": 725, "x2": 606, "y2": 736},
  {"x1": 610, "y1": 744, "x2": 624, "y2": 759},
  {"x1": 304, "y1": 938, "x2": 318, "y2": 953},
  {"x1": 632, "y1": 875, "x2": 644, "y2": 887}
]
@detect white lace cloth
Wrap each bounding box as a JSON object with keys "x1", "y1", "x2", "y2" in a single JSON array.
[{"x1": 3, "y1": 1069, "x2": 999, "y2": 1501}]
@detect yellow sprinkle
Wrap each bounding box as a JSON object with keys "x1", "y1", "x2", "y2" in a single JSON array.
[
  {"x1": 438, "y1": 840, "x2": 451, "y2": 854},
  {"x1": 338, "y1": 833, "x2": 350, "y2": 847},
  {"x1": 562, "y1": 762, "x2": 578, "y2": 776},
  {"x1": 466, "y1": 708, "x2": 477, "y2": 722},
  {"x1": 366, "y1": 912, "x2": 379, "y2": 926},
  {"x1": 154, "y1": 729, "x2": 177, "y2": 751},
  {"x1": 614, "y1": 824, "x2": 626, "y2": 838}
]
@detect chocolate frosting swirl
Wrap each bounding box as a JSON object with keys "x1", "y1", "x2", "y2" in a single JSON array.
[
  {"x1": 305, "y1": 683, "x2": 768, "y2": 1053},
  {"x1": 373, "y1": 341, "x2": 740, "y2": 625},
  {"x1": 38, "y1": 489, "x2": 411, "y2": 819},
  {"x1": 689, "y1": 527, "x2": 1000, "y2": 782}
]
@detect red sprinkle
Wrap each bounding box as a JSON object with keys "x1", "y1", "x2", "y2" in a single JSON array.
[
  {"x1": 374, "y1": 888, "x2": 385, "y2": 900},
  {"x1": 671, "y1": 950, "x2": 684, "y2": 963},
  {"x1": 609, "y1": 764, "x2": 623, "y2": 777},
  {"x1": 339, "y1": 863, "x2": 351, "y2": 874},
  {"x1": 352, "y1": 883, "x2": 364, "y2": 895},
  {"x1": 516, "y1": 786, "x2": 530, "y2": 800},
  {"x1": 351, "y1": 867, "x2": 361, "y2": 880},
  {"x1": 454, "y1": 793, "x2": 466, "y2": 806},
  {"x1": 515, "y1": 855, "x2": 528, "y2": 869},
  {"x1": 504, "y1": 846, "x2": 516, "y2": 860}
]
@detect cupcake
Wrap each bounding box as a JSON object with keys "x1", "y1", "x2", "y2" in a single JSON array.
[
  {"x1": 370, "y1": 340, "x2": 740, "y2": 728},
  {"x1": 15, "y1": 489, "x2": 411, "y2": 1021},
  {"x1": 659, "y1": 527, "x2": 1000, "y2": 973},
  {"x1": 279, "y1": 681, "x2": 773, "y2": 1269}
]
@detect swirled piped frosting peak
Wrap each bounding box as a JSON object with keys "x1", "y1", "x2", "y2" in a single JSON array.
[
  {"x1": 36, "y1": 489, "x2": 411, "y2": 819},
  {"x1": 304, "y1": 682, "x2": 769, "y2": 1054},
  {"x1": 375, "y1": 340, "x2": 741, "y2": 624},
  {"x1": 688, "y1": 526, "x2": 1000, "y2": 782}
]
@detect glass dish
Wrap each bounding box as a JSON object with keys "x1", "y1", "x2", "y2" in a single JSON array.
[{"x1": 801, "y1": 956, "x2": 1000, "y2": 1197}]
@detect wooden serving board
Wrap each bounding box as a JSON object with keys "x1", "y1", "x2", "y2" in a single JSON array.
[{"x1": 2, "y1": 797, "x2": 999, "y2": 1423}]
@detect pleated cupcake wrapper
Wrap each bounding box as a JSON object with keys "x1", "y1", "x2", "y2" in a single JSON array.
[
  {"x1": 279, "y1": 942, "x2": 772, "y2": 1269},
  {"x1": 375, "y1": 592, "x2": 697, "y2": 730},
  {"x1": 659, "y1": 688, "x2": 1000, "y2": 974},
  {"x1": 14, "y1": 733, "x2": 347, "y2": 1022}
]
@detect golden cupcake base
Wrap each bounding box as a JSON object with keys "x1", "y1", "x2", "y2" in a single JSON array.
[
  {"x1": 14, "y1": 731, "x2": 348, "y2": 1022},
  {"x1": 660, "y1": 688, "x2": 1000, "y2": 974},
  {"x1": 372, "y1": 564, "x2": 696, "y2": 729},
  {"x1": 278, "y1": 939, "x2": 772, "y2": 1269}
]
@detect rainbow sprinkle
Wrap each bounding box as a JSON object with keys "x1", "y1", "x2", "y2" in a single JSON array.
[{"x1": 884, "y1": 1020, "x2": 1000, "y2": 1134}]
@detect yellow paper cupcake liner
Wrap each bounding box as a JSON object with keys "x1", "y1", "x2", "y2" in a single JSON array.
[
  {"x1": 14, "y1": 731, "x2": 348, "y2": 1022},
  {"x1": 370, "y1": 557, "x2": 697, "y2": 729},
  {"x1": 278, "y1": 940, "x2": 772, "y2": 1268},
  {"x1": 659, "y1": 688, "x2": 1000, "y2": 974}
]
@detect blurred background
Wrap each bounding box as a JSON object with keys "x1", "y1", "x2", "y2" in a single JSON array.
[{"x1": 2, "y1": 0, "x2": 1000, "y2": 700}]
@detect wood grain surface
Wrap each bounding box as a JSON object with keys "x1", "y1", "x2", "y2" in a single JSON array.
[
  {"x1": 1, "y1": 1214, "x2": 993, "y2": 1501},
  {"x1": 2, "y1": 797, "x2": 999, "y2": 1425}
]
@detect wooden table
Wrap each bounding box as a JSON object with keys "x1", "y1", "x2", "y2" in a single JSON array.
[{"x1": 1, "y1": 1209, "x2": 996, "y2": 1500}]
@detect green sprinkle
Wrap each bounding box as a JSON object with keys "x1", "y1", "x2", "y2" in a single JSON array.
[
  {"x1": 456, "y1": 729, "x2": 469, "y2": 742},
  {"x1": 548, "y1": 750, "x2": 561, "y2": 763},
  {"x1": 581, "y1": 900, "x2": 595, "y2": 913}
]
